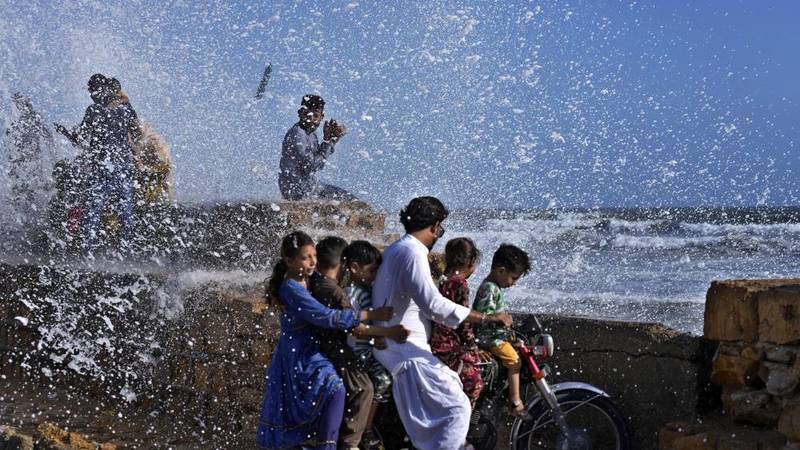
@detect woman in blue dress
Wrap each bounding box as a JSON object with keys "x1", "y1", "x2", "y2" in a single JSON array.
[{"x1": 257, "y1": 231, "x2": 392, "y2": 450}]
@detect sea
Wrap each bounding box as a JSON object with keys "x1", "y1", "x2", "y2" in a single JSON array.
[{"x1": 387, "y1": 207, "x2": 800, "y2": 335}]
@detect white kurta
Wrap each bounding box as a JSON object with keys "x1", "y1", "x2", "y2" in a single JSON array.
[{"x1": 372, "y1": 234, "x2": 472, "y2": 450}]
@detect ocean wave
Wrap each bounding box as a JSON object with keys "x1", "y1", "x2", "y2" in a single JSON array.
[
  {"x1": 682, "y1": 222, "x2": 800, "y2": 236},
  {"x1": 611, "y1": 234, "x2": 725, "y2": 250},
  {"x1": 507, "y1": 286, "x2": 706, "y2": 306},
  {"x1": 503, "y1": 287, "x2": 706, "y2": 334}
]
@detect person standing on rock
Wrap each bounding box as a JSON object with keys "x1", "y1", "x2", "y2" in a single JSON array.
[
  {"x1": 371, "y1": 196, "x2": 513, "y2": 450},
  {"x1": 55, "y1": 74, "x2": 140, "y2": 255},
  {"x1": 278, "y1": 94, "x2": 355, "y2": 201}
]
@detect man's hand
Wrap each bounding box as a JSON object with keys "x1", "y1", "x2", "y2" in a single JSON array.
[
  {"x1": 491, "y1": 312, "x2": 513, "y2": 328},
  {"x1": 364, "y1": 306, "x2": 393, "y2": 322},
  {"x1": 386, "y1": 324, "x2": 410, "y2": 343},
  {"x1": 323, "y1": 119, "x2": 347, "y2": 142},
  {"x1": 372, "y1": 336, "x2": 387, "y2": 350}
]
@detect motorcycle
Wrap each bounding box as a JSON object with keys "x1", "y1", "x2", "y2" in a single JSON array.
[{"x1": 467, "y1": 316, "x2": 633, "y2": 450}]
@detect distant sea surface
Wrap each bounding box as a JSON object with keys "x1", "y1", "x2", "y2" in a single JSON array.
[{"x1": 389, "y1": 207, "x2": 800, "y2": 335}]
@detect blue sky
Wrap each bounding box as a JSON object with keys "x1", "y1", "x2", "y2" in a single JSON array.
[{"x1": 1, "y1": 0, "x2": 797, "y2": 210}]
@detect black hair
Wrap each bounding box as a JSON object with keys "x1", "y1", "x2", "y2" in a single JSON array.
[
  {"x1": 316, "y1": 236, "x2": 348, "y2": 270},
  {"x1": 87, "y1": 73, "x2": 108, "y2": 92},
  {"x1": 342, "y1": 240, "x2": 381, "y2": 269},
  {"x1": 444, "y1": 237, "x2": 480, "y2": 273},
  {"x1": 109, "y1": 77, "x2": 122, "y2": 93},
  {"x1": 298, "y1": 94, "x2": 325, "y2": 119},
  {"x1": 490, "y1": 244, "x2": 531, "y2": 275},
  {"x1": 266, "y1": 231, "x2": 315, "y2": 307},
  {"x1": 399, "y1": 196, "x2": 449, "y2": 233},
  {"x1": 301, "y1": 94, "x2": 325, "y2": 110}
]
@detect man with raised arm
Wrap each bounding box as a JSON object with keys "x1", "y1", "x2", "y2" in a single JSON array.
[
  {"x1": 279, "y1": 94, "x2": 353, "y2": 201},
  {"x1": 371, "y1": 196, "x2": 513, "y2": 450}
]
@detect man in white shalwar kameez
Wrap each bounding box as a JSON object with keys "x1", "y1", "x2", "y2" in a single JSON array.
[{"x1": 372, "y1": 197, "x2": 512, "y2": 450}]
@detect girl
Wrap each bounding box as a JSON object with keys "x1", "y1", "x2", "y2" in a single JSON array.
[
  {"x1": 430, "y1": 237, "x2": 485, "y2": 408},
  {"x1": 256, "y1": 231, "x2": 392, "y2": 450}
]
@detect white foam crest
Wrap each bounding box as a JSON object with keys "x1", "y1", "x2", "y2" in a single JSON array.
[
  {"x1": 506, "y1": 286, "x2": 706, "y2": 307},
  {"x1": 612, "y1": 234, "x2": 724, "y2": 250},
  {"x1": 683, "y1": 222, "x2": 800, "y2": 236},
  {"x1": 607, "y1": 218, "x2": 664, "y2": 233}
]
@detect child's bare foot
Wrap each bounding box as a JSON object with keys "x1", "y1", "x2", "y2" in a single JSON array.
[{"x1": 508, "y1": 399, "x2": 531, "y2": 420}]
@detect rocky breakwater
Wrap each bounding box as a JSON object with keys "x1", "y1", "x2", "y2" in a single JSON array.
[
  {"x1": 659, "y1": 279, "x2": 800, "y2": 450},
  {"x1": 0, "y1": 262, "x2": 279, "y2": 449},
  {"x1": 4, "y1": 200, "x2": 387, "y2": 269}
]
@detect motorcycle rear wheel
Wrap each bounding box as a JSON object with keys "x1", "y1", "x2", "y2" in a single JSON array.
[{"x1": 512, "y1": 388, "x2": 633, "y2": 450}]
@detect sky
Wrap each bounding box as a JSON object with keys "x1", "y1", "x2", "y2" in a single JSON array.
[{"x1": 1, "y1": 0, "x2": 798, "y2": 211}]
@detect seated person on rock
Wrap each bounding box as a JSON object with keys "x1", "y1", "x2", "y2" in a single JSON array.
[{"x1": 278, "y1": 94, "x2": 356, "y2": 202}]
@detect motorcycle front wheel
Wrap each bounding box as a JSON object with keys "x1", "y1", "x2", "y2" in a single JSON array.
[{"x1": 512, "y1": 388, "x2": 633, "y2": 450}]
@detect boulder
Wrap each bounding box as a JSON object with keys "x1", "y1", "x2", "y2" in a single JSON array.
[
  {"x1": 711, "y1": 344, "x2": 762, "y2": 389},
  {"x1": 658, "y1": 420, "x2": 787, "y2": 450},
  {"x1": 717, "y1": 430, "x2": 785, "y2": 450},
  {"x1": 764, "y1": 363, "x2": 800, "y2": 397},
  {"x1": 722, "y1": 388, "x2": 781, "y2": 427},
  {"x1": 765, "y1": 346, "x2": 800, "y2": 365},
  {"x1": 758, "y1": 286, "x2": 800, "y2": 345},
  {"x1": 0, "y1": 425, "x2": 34, "y2": 450},
  {"x1": 671, "y1": 432, "x2": 718, "y2": 450},
  {"x1": 704, "y1": 280, "x2": 796, "y2": 342},
  {"x1": 778, "y1": 402, "x2": 800, "y2": 442}
]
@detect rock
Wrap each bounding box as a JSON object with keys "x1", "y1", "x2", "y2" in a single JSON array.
[
  {"x1": 717, "y1": 430, "x2": 786, "y2": 450},
  {"x1": 722, "y1": 388, "x2": 782, "y2": 426},
  {"x1": 0, "y1": 425, "x2": 34, "y2": 450},
  {"x1": 759, "y1": 286, "x2": 800, "y2": 345},
  {"x1": 765, "y1": 364, "x2": 800, "y2": 397},
  {"x1": 779, "y1": 403, "x2": 800, "y2": 442},
  {"x1": 716, "y1": 436, "x2": 758, "y2": 450},
  {"x1": 658, "y1": 421, "x2": 788, "y2": 450},
  {"x1": 671, "y1": 432, "x2": 718, "y2": 450},
  {"x1": 711, "y1": 345, "x2": 762, "y2": 389},
  {"x1": 704, "y1": 280, "x2": 794, "y2": 342},
  {"x1": 766, "y1": 346, "x2": 800, "y2": 365}
]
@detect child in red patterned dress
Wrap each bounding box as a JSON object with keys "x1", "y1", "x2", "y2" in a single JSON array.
[{"x1": 430, "y1": 237, "x2": 485, "y2": 407}]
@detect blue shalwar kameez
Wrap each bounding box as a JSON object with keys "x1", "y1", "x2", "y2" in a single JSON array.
[{"x1": 257, "y1": 279, "x2": 360, "y2": 449}]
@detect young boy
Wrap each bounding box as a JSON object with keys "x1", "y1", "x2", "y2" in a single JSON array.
[
  {"x1": 342, "y1": 240, "x2": 395, "y2": 450},
  {"x1": 473, "y1": 243, "x2": 531, "y2": 418},
  {"x1": 310, "y1": 237, "x2": 408, "y2": 450}
]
